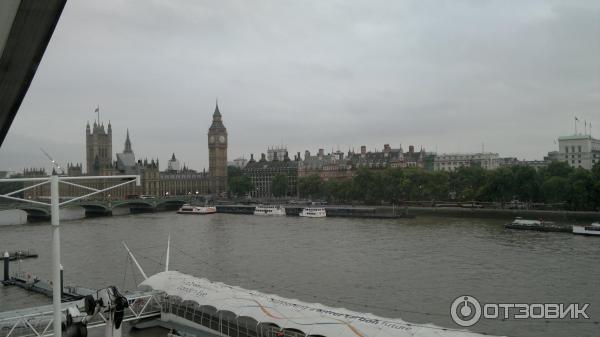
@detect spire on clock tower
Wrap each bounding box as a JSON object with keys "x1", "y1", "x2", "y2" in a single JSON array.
[{"x1": 209, "y1": 100, "x2": 225, "y2": 130}]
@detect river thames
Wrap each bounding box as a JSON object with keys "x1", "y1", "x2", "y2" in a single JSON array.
[{"x1": 0, "y1": 210, "x2": 598, "y2": 337}]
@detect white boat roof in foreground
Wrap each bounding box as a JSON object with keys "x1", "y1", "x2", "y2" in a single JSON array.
[{"x1": 141, "y1": 271, "x2": 502, "y2": 337}]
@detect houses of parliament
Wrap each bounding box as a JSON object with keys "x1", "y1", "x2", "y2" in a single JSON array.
[{"x1": 24, "y1": 103, "x2": 228, "y2": 199}]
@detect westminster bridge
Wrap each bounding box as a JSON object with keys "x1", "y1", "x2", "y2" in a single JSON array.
[{"x1": 0, "y1": 196, "x2": 204, "y2": 222}]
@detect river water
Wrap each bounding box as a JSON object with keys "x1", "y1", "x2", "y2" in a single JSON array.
[{"x1": 0, "y1": 210, "x2": 598, "y2": 337}]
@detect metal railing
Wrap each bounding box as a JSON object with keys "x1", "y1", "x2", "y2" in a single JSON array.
[{"x1": 0, "y1": 291, "x2": 162, "y2": 337}]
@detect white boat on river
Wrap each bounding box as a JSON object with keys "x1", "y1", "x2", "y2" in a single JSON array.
[
  {"x1": 300, "y1": 207, "x2": 326, "y2": 217},
  {"x1": 573, "y1": 222, "x2": 600, "y2": 236},
  {"x1": 254, "y1": 205, "x2": 286, "y2": 216},
  {"x1": 177, "y1": 204, "x2": 217, "y2": 214}
]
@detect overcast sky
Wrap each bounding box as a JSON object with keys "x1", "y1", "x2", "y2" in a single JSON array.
[{"x1": 1, "y1": 0, "x2": 599, "y2": 173}]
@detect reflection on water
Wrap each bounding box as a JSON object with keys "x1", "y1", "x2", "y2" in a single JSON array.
[{"x1": 0, "y1": 212, "x2": 598, "y2": 337}]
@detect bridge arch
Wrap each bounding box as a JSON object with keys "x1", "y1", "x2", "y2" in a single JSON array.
[
  {"x1": 155, "y1": 198, "x2": 187, "y2": 211},
  {"x1": 77, "y1": 202, "x2": 112, "y2": 217},
  {"x1": 17, "y1": 206, "x2": 50, "y2": 222},
  {"x1": 112, "y1": 199, "x2": 156, "y2": 213}
]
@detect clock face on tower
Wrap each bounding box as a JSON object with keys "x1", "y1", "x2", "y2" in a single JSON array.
[
  {"x1": 219, "y1": 135, "x2": 226, "y2": 143},
  {"x1": 209, "y1": 135, "x2": 215, "y2": 144}
]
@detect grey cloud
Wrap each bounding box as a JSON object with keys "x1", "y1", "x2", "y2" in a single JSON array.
[{"x1": 1, "y1": 0, "x2": 598, "y2": 173}]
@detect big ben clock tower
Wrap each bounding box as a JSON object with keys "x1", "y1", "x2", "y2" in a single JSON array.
[{"x1": 208, "y1": 101, "x2": 228, "y2": 195}]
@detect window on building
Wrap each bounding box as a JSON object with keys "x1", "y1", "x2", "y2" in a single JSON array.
[
  {"x1": 572, "y1": 146, "x2": 575, "y2": 153},
  {"x1": 578, "y1": 145, "x2": 582, "y2": 152},
  {"x1": 565, "y1": 146, "x2": 568, "y2": 153}
]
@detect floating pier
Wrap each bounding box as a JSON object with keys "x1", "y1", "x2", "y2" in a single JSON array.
[
  {"x1": 504, "y1": 222, "x2": 571, "y2": 233},
  {"x1": 4, "y1": 249, "x2": 38, "y2": 261},
  {"x1": 2, "y1": 253, "x2": 94, "y2": 301},
  {"x1": 215, "y1": 205, "x2": 255, "y2": 214},
  {"x1": 325, "y1": 206, "x2": 414, "y2": 219}
]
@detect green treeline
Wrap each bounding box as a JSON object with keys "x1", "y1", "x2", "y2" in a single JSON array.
[
  {"x1": 228, "y1": 166, "x2": 253, "y2": 196},
  {"x1": 298, "y1": 161, "x2": 600, "y2": 211}
]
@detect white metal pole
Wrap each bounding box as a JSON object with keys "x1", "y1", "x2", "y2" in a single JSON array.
[
  {"x1": 51, "y1": 174, "x2": 62, "y2": 337},
  {"x1": 165, "y1": 233, "x2": 170, "y2": 272}
]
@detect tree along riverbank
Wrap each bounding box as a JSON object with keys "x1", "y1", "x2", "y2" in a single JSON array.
[{"x1": 293, "y1": 161, "x2": 600, "y2": 212}]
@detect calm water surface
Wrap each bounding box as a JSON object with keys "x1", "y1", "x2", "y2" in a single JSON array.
[{"x1": 0, "y1": 211, "x2": 598, "y2": 337}]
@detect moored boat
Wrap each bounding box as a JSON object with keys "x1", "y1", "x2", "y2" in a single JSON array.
[
  {"x1": 177, "y1": 204, "x2": 217, "y2": 215},
  {"x1": 299, "y1": 207, "x2": 326, "y2": 218},
  {"x1": 573, "y1": 222, "x2": 600, "y2": 236},
  {"x1": 254, "y1": 205, "x2": 285, "y2": 216}
]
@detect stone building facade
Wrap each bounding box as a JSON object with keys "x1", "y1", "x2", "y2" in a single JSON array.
[
  {"x1": 160, "y1": 168, "x2": 209, "y2": 196},
  {"x1": 433, "y1": 152, "x2": 500, "y2": 171},
  {"x1": 86, "y1": 121, "x2": 112, "y2": 175},
  {"x1": 243, "y1": 152, "x2": 300, "y2": 198},
  {"x1": 298, "y1": 149, "x2": 355, "y2": 181},
  {"x1": 558, "y1": 134, "x2": 600, "y2": 170},
  {"x1": 296, "y1": 144, "x2": 428, "y2": 182}
]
